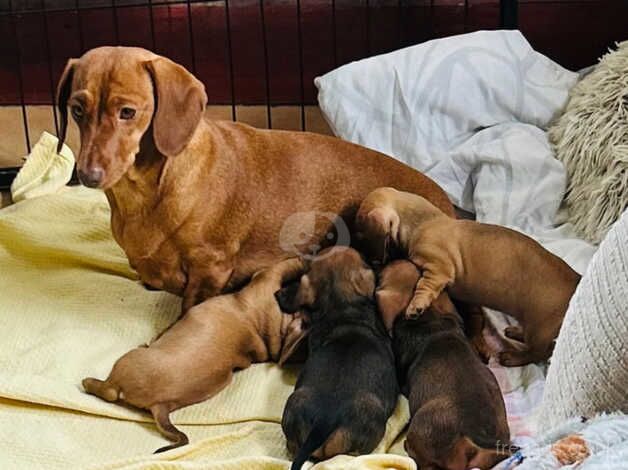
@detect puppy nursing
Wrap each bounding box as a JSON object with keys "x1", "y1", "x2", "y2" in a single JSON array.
[
  {"x1": 276, "y1": 247, "x2": 398, "y2": 470},
  {"x1": 378, "y1": 261, "x2": 511, "y2": 470},
  {"x1": 83, "y1": 258, "x2": 305, "y2": 452},
  {"x1": 357, "y1": 187, "x2": 581, "y2": 366}
]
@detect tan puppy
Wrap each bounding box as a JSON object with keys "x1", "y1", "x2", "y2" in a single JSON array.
[
  {"x1": 56, "y1": 47, "x2": 453, "y2": 313},
  {"x1": 82, "y1": 257, "x2": 306, "y2": 453},
  {"x1": 357, "y1": 187, "x2": 581, "y2": 366},
  {"x1": 377, "y1": 261, "x2": 511, "y2": 470}
]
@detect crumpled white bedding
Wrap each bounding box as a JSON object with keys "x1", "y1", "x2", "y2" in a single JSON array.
[
  {"x1": 316, "y1": 30, "x2": 599, "y2": 447},
  {"x1": 516, "y1": 414, "x2": 628, "y2": 470}
]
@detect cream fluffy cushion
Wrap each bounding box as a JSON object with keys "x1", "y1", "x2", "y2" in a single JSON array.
[{"x1": 548, "y1": 41, "x2": 628, "y2": 244}]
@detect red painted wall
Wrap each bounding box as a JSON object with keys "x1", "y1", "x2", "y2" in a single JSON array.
[{"x1": 0, "y1": 0, "x2": 626, "y2": 106}]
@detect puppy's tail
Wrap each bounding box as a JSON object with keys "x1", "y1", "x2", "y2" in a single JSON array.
[
  {"x1": 82, "y1": 377, "x2": 120, "y2": 402},
  {"x1": 291, "y1": 416, "x2": 339, "y2": 470},
  {"x1": 151, "y1": 404, "x2": 189, "y2": 453}
]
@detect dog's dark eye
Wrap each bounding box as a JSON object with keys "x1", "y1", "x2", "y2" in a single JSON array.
[
  {"x1": 71, "y1": 105, "x2": 83, "y2": 121},
  {"x1": 119, "y1": 107, "x2": 136, "y2": 120}
]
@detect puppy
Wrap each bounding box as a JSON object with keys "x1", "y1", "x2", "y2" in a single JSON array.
[
  {"x1": 275, "y1": 247, "x2": 398, "y2": 470},
  {"x1": 378, "y1": 260, "x2": 511, "y2": 470},
  {"x1": 83, "y1": 257, "x2": 305, "y2": 453},
  {"x1": 356, "y1": 187, "x2": 581, "y2": 366}
]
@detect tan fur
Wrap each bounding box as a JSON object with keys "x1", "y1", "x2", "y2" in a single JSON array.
[
  {"x1": 359, "y1": 188, "x2": 581, "y2": 366},
  {"x1": 82, "y1": 257, "x2": 305, "y2": 451},
  {"x1": 376, "y1": 260, "x2": 491, "y2": 362},
  {"x1": 56, "y1": 47, "x2": 453, "y2": 313}
]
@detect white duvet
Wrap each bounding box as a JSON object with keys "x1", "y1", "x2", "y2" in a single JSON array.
[{"x1": 316, "y1": 30, "x2": 595, "y2": 272}]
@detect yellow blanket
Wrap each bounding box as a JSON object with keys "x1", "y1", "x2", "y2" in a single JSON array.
[{"x1": 0, "y1": 133, "x2": 413, "y2": 470}]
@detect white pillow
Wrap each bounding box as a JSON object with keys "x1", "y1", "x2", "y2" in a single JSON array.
[
  {"x1": 315, "y1": 30, "x2": 577, "y2": 174},
  {"x1": 315, "y1": 30, "x2": 599, "y2": 277}
]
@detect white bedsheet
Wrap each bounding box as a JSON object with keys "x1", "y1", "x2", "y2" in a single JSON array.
[{"x1": 316, "y1": 29, "x2": 598, "y2": 446}]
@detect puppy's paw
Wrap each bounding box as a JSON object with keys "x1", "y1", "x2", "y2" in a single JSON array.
[
  {"x1": 405, "y1": 295, "x2": 432, "y2": 319},
  {"x1": 504, "y1": 325, "x2": 525, "y2": 342},
  {"x1": 498, "y1": 350, "x2": 532, "y2": 368},
  {"x1": 404, "y1": 303, "x2": 426, "y2": 319}
]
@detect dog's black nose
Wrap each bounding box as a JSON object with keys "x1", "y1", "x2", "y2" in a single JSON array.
[{"x1": 78, "y1": 167, "x2": 104, "y2": 188}]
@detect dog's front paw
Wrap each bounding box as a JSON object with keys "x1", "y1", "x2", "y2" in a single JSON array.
[{"x1": 405, "y1": 297, "x2": 430, "y2": 319}]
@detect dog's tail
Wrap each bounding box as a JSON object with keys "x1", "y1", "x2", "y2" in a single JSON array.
[
  {"x1": 291, "y1": 416, "x2": 340, "y2": 470},
  {"x1": 151, "y1": 404, "x2": 189, "y2": 453},
  {"x1": 82, "y1": 377, "x2": 120, "y2": 402}
]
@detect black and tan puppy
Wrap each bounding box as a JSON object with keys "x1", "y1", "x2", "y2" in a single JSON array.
[
  {"x1": 378, "y1": 260, "x2": 511, "y2": 470},
  {"x1": 276, "y1": 247, "x2": 399, "y2": 470}
]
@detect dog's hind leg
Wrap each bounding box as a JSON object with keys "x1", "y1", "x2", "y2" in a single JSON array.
[
  {"x1": 152, "y1": 404, "x2": 189, "y2": 453},
  {"x1": 456, "y1": 302, "x2": 492, "y2": 363},
  {"x1": 82, "y1": 378, "x2": 120, "y2": 402},
  {"x1": 498, "y1": 347, "x2": 539, "y2": 367},
  {"x1": 500, "y1": 326, "x2": 555, "y2": 367}
]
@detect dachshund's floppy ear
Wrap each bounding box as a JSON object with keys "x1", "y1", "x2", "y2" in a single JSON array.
[
  {"x1": 367, "y1": 207, "x2": 400, "y2": 243},
  {"x1": 351, "y1": 268, "x2": 376, "y2": 298},
  {"x1": 278, "y1": 313, "x2": 309, "y2": 366},
  {"x1": 144, "y1": 57, "x2": 207, "y2": 157},
  {"x1": 56, "y1": 58, "x2": 78, "y2": 153},
  {"x1": 275, "y1": 275, "x2": 315, "y2": 313},
  {"x1": 365, "y1": 207, "x2": 400, "y2": 264}
]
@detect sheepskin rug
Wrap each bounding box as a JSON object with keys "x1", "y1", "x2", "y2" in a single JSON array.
[{"x1": 549, "y1": 40, "x2": 628, "y2": 244}]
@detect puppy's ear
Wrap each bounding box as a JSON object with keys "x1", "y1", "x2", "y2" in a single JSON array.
[
  {"x1": 367, "y1": 207, "x2": 400, "y2": 243},
  {"x1": 364, "y1": 208, "x2": 400, "y2": 263},
  {"x1": 275, "y1": 275, "x2": 315, "y2": 313},
  {"x1": 351, "y1": 268, "x2": 376, "y2": 298},
  {"x1": 376, "y1": 289, "x2": 410, "y2": 331},
  {"x1": 278, "y1": 314, "x2": 309, "y2": 366},
  {"x1": 56, "y1": 58, "x2": 77, "y2": 153},
  {"x1": 144, "y1": 57, "x2": 207, "y2": 157}
]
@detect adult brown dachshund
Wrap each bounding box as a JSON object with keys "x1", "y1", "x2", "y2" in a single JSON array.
[{"x1": 56, "y1": 46, "x2": 453, "y2": 312}]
